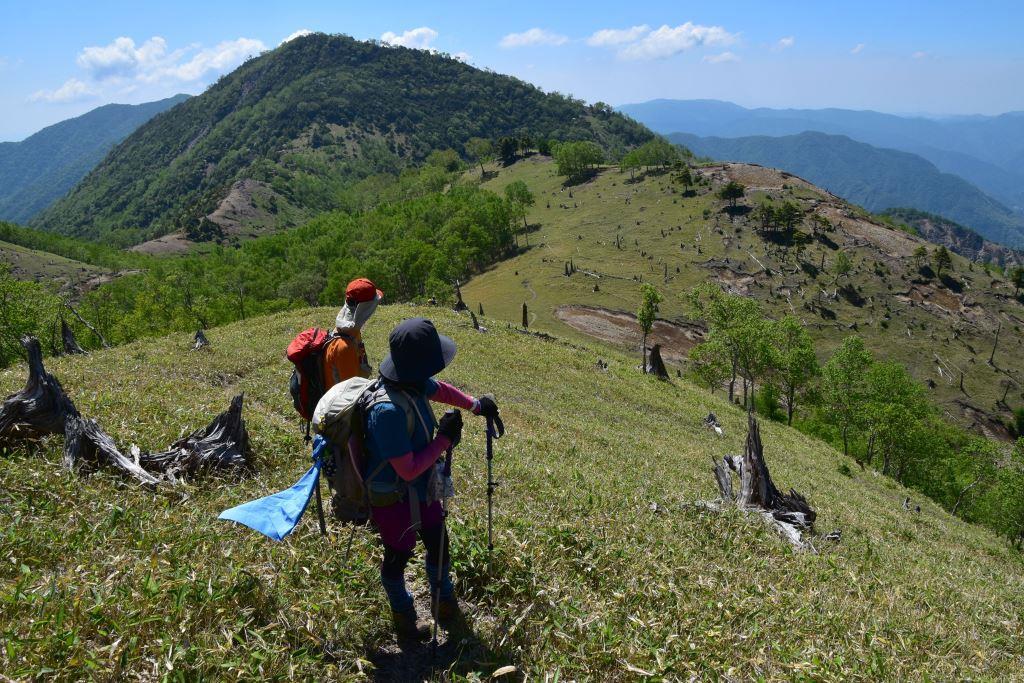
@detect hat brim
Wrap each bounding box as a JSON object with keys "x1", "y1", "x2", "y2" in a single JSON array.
[{"x1": 379, "y1": 333, "x2": 456, "y2": 383}]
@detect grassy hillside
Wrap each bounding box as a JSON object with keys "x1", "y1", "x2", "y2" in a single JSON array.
[
  {"x1": 0, "y1": 239, "x2": 108, "y2": 293},
  {"x1": 1, "y1": 304, "x2": 1022, "y2": 679},
  {"x1": 0, "y1": 95, "x2": 189, "y2": 223},
  {"x1": 670, "y1": 131, "x2": 1024, "y2": 248},
  {"x1": 462, "y1": 157, "x2": 1024, "y2": 436},
  {"x1": 32, "y1": 33, "x2": 651, "y2": 247}
]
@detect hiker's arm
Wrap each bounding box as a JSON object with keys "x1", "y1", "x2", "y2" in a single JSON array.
[
  {"x1": 427, "y1": 380, "x2": 479, "y2": 413},
  {"x1": 369, "y1": 403, "x2": 448, "y2": 482},
  {"x1": 389, "y1": 437, "x2": 451, "y2": 481}
]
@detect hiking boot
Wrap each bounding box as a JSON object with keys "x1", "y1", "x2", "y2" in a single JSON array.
[
  {"x1": 391, "y1": 608, "x2": 429, "y2": 641},
  {"x1": 436, "y1": 597, "x2": 464, "y2": 630}
]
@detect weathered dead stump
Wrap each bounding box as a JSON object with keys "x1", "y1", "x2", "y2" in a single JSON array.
[
  {"x1": 0, "y1": 336, "x2": 159, "y2": 484},
  {"x1": 453, "y1": 281, "x2": 468, "y2": 312},
  {"x1": 1, "y1": 336, "x2": 251, "y2": 486},
  {"x1": 708, "y1": 414, "x2": 817, "y2": 548},
  {"x1": 0, "y1": 336, "x2": 76, "y2": 444},
  {"x1": 61, "y1": 320, "x2": 87, "y2": 355},
  {"x1": 65, "y1": 415, "x2": 160, "y2": 485},
  {"x1": 647, "y1": 344, "x2": 669, "y2": 379},
  {"x1": 192, "y1": 329, "x2": 210, "y2": 351},
  {"x1": 138, "y1": 394, "x2": 252, "y2": 479},
  {"x1": 522, "y1": 302, "x2": 529, "y2": 328}
]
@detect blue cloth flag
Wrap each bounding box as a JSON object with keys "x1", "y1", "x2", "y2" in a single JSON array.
[{"x1": 218, "y1": 436, "x2": 328, "y2": 541}]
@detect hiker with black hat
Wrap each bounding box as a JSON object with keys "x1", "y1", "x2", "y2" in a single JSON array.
[{"x1": 361, "y1": 317, "x2": 500, "y2": 639}]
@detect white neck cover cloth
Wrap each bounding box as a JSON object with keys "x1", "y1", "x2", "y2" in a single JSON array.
[{"x1": 336, "y1": 296, "x2": 379, "y2": 331}]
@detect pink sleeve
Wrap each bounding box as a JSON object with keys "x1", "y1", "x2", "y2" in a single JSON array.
[
  {"x1": 389, "y1": 435, "x2": 452, "y2": 481},
  {"x1": 429, "y1": 381, "x2": 477, "y2": 412}
]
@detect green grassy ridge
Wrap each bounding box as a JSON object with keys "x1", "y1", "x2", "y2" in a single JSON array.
[
  {"x1": 462, "y1": 157, "x2": 1024, "y2": 434},
  {"x1": 0, "y1": 239, "x2": 108, "y2": 291},
  {"x1": 1, "y1": 304, "x2": 1022, "y2": 679}
]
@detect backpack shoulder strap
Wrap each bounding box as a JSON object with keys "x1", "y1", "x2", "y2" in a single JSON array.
[{"x1": 360, "y1": 380, "x2": 415, "y2": 438}]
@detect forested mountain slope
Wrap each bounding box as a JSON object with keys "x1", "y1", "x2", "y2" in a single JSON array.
[
  {"x1": 0, "y1": 305, "x2": 1021, "y2": 678},
  {"x1": 32, "y1": 33, "x2": 651, "y2": 246},
  {"x1": 671, "y1": 131, "x2": 1024, "y2": 247},
  {"x1": 0, "y1": 95, "x2": 188, "y2": 223}
]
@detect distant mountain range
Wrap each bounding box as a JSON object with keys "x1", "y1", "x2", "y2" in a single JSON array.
[
  {"x1": 669, "y1": 131, "x2": 1024, "y2": 248},
  {"x1": 620, "y1": 99, "x2": 1024, "y2": 213},
  {"x1": 0, "y1": 95, "x2": 189, "y2": 224},
  {"x1": 32, "y1": 33, "x2": 651, "y2": 245}
]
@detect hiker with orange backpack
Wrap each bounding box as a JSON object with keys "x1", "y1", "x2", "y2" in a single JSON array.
[
  {"x1": 361, "y1": 317, "x2": 501, "y2": 639},
  {"x1": 323, "y1": 278, "x2": 383, "y2": 388}
]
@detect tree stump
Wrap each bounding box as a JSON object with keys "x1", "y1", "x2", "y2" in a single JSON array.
[
  {"x1": 138, "y1": 394, "x2": 252, "y2": 479},
  {"x1": 61, "y1": 320, "x2": 86, "y2": 355},
  {"x1": 0, "y1": 336, "x2": 76, "y2": 444},
  {"x1": 522, "y1": 303, "x2": 529, "y2": 329},
  {"x1": 709, "y1": 413, "x2": 817, "y2": 547},
  {"x1": 1, "y1": 336, "x2": 251, "y2": 486},
  {"x1": 192, "y1": 329, "x2": 210, "y2": 351},
  {"x1": 647, "y1": 344, "x2": 669, "y2": 379},
  {"x1": 453, "y1": 281, "x2": 468, "y2": 312}
]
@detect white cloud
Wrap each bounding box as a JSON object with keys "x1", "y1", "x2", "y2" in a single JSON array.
[
  {"x1": 29, "y1": 77, "x2": 95, "y2": 103},
  {"x1": 77, "y1": 36, "x2": 169, "y2": 79},
  {"x1": 381, "y1": 27, "x2": 439, "y2": 50},
  {"x1": 702, "y1": 51, "x2": 740, "y2": 64},
  {"x1": 147, "y1": 38, "x2": 264, "y2": 82},
  {"x1": 617, "y1": 23, "x2": 738, "y2": 60},
  {"x1": 452, "y1": 51, "x2": 473, "y2": 63},
  {"x1": 281, "y1": 29, "x2": 313, "y2": 45},
  {"x1": 775, "y1": 36, "x2": 794, "y2": 51},
  {"x1": 499, "y1": 28, "x2": 569, "y2": 48},
  {"x1": 31, "y1": 35, "x2": 265, "y2": 106},
  {"x1": 913, "y1": 50, "x2": 928, "y2": 59},
  {"x1": 851, "y1": 43, "x2": 865, "y2": 55},
  {"x1": 74, "y1": 35, "x2": 264, "y2": 85},
  {"x1": 586, "y1": 25, "x2": 650, "y2": 47}
]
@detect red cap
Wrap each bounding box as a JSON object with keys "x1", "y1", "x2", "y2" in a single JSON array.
[{"x1": 345, "y1": 278, "x2": 383, "y2": 304}]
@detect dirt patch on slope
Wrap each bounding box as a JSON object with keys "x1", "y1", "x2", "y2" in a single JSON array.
[
  {"x1": 130, "y1": 231, "x2": 194, "y2": 255},
  {"x1": 206, "y1": 178, "x2": 274, "y2": 237},
  {"x1": 555, "y1": 304, "x2": 705, "y2": 363}
]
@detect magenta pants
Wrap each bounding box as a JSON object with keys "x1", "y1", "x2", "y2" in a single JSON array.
[{"x1": 371, "y1": 499, "x2": 443, "y2": 551}]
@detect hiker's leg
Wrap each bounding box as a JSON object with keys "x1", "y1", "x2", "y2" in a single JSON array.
[
  {"x1": 418, "y1": 502, "x2": 454, "y2": 601},
  {"x1": 371, "y1": 501, "x2": 417, "y2": 613},
  {"x1": 380, "y1": 544, "x2": 414, "y2": 613}
]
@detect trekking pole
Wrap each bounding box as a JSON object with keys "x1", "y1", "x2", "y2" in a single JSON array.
[
  {"x1": 431, "y1": 438, "x2": 455, "y2": 660},
  {"x1": 485, "y1": 413, "x2": 504, "y2": 552}
]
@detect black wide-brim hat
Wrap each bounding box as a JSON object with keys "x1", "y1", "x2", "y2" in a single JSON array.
[{"x1": 379, "y1": 317, "x2": 457, "y2": 383}]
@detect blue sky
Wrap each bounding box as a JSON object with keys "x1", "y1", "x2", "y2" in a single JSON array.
[{"x1": 2, "y1": 0, "x2": 1022, "y2": 140}]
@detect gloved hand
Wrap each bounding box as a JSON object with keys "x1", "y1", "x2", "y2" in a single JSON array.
[
  {"x1": 474, "y1": 394, "x2": 500, "y2": 419},
  {"x1": 436, "y1": 409, "x2": 463, "y2": 448}
]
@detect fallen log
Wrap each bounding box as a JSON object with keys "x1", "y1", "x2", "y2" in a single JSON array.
[
  {"x1": 707, "y1": 413, "x2": 818, "y2": 548},
  {"x1": 138, "y1": 394, "x2": 252, "y2": 479}
]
